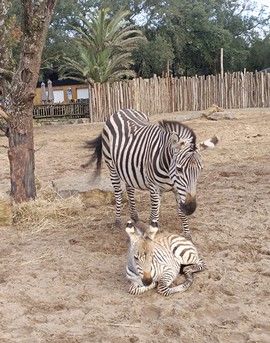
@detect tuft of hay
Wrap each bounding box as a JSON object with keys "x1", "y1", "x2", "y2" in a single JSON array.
[
  {"x1": 201, "y1": 104, "x2": 224, "y2": 117},
  {"x1": 13, "y1": 187, "x2": 86, "y2": 233}
]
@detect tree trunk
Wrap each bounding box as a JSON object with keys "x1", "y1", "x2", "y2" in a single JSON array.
[
  {"x1": 7, "y1": 42, "x2": 45, "y2": 201},
  {"x1": 8, "y1": 105, "x2": 36, "y2": 201},
  {"x1": 1, "y1": 0, "x2": 56, "y2": 202}
]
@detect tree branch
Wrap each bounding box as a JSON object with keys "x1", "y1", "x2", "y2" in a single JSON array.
[
  {"x1": 21, "y1": 0, "x2": 33, "y2": 34},
  {"x1": 0, "y1": 0, "x2": 14, "y2": 96},
  {"x1": 48, "y1": 0, "x2": 56, "y2": 12}
]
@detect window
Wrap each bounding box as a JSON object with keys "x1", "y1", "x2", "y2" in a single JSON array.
[
  {"x1": 77, "y1": 88, "x2": 89, "y2": 99},
  {"x1": 53, "y1": 90, "x2": 65, "y2": 103}
]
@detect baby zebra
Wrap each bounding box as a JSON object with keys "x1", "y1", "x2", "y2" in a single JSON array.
[{"x1": 125, "y1": 221, "x2": 206, "y2": 296}]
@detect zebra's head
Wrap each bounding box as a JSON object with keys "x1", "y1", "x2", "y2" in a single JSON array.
[
  {"x1": 170, "y1": 132, "x2": 203, "y2": 216},
  {"x1": 125, "y1": 221, "x2": 158, "y2": 286}
]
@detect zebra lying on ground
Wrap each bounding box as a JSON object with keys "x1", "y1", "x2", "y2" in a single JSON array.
[
  {"x1": 83, "y1": 108, "x2": 218, "y2": 240},
  {"x1": 125, "y1": 220, "x2": 206, "y2": 296}
]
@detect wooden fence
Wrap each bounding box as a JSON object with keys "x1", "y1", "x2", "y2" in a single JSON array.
[
  {"x1": 90, "y1": 71, "x2": 270, "y2": 122},
  {"x1": 33, "y1": 102, "x2": 89, "y2": 121},
  {"x1": 34, "y1": 71, "x2": 270, "y2": 122}
]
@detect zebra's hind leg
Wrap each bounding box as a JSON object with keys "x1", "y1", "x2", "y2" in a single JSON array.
[
  {"x1": 157, "y1": 259, "x2": 206, "y2": 296},
  {"x1": 129, "y1": 282, "x2": 157, "y2": 295},
  {"x1": 157, "y1": 272, "x2": 193, "y2": 296},
  {"x1": 109, "y1": 168, "x2": 123, "y2": 229},
  {"x1": 183, "y1": 259, "x2": 206, "y2": 275},
  {"x1": 126, "y1": 185, "x2": 139, "y2": 222}
]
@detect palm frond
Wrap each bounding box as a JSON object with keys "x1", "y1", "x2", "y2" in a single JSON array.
[{"x1": 61, "y1": 9, "x2": 145, "y2": 85}]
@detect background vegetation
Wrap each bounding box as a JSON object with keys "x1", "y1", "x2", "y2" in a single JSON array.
[{"x1": 7, "y1": 0, "x2": 270, "y2": 81}]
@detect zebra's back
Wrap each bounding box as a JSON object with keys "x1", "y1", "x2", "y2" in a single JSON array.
[
  {"x1": 154, "y1": 234, "x2": 202, "y2": 266},
  {"x1": 104, "y1": 109, "x2": 150, "y2": 137},
  {"x1": 102, "y1": 108, "x2": 169, "y2": 190}
]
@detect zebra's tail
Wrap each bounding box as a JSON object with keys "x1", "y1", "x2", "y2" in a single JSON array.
[{"x1": 81, "y1": 133, "x2": 103, "y2": 174}]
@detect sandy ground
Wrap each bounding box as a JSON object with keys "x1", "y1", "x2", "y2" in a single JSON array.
[{"x1": 0, "y1": 108, "x2": 270, "y2": 343}]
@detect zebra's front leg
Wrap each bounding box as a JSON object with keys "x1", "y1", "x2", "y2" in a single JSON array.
[
  {"x1": 126, "y1": 185, "x2": 139, "y2": 223},
  {"x1": 149, "y1": 187, "x2": 161, "y2": 227},
  {"x1": 179, "y1": 210, "x2": 192, "y2": 241},
  {"x1": 174, "y1": 192, "x2": 192, "y2": 240},
  {"x1": 129, "y1": 281, "x2": 157, "y2": 295}
]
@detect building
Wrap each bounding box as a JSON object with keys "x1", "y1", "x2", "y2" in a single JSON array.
[{"x1": 34, "y1": 79, "x2": 89, "y2": 105}]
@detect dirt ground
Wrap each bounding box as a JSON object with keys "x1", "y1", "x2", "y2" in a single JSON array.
[{"x1": 0, "y1": 108, "x2": 270, "y2": 343}]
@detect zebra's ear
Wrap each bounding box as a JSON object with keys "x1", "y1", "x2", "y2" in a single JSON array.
[
  {"x1": 199, "y1": 135, "x2": 220, "y2": 150},
  {"x1": 125, "y1": 221, "x2": 140, "y2": 242},
  {"x1": 171, "y1": 132, "x2": 186, "y2": 152},
  {"x1": 146, "y1": 224, "x2": 158, "y2": 240}
]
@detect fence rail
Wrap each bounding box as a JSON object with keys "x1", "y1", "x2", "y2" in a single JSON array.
[
  {"x1": 34, "y1": 71, "x2": 270, "y2": 122},
  {"x1": 33, "y1": 102, "x2": 89, "y2": 120}
]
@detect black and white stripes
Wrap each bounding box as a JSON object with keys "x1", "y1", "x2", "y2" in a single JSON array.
[
  {"x1": 85, "y1": 108, "x2": 218, "y2": 239},
  {"x1": 125, "y1": 221, "x2": 206, "y2": 296}
]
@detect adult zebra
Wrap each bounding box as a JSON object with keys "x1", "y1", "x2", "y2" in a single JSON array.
[{"x1": 84, "y1": 108, "x2": 218, "y2": 239}]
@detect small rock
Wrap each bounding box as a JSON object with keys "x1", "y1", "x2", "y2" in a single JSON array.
[{"x1": 51, "y1": 172, "x2": 126, "y2": 206}]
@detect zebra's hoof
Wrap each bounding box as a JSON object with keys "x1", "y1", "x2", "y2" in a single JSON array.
[
  {"x1": 131, "y1": 216, "x2": 140, "y2": 224},
  {"x1": 150, "y1": 220, "x2": 158, "y2": 228},
  {"x1": 183, "y1": 233, "x2": 193, "y2": 242},
  {"x1": 114, "y1": 221, "x2": 121, "y2": 232}
]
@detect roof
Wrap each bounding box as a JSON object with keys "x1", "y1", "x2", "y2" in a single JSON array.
[{"x1": 36, "y1": 79, "x2": 85, "y2": 88}]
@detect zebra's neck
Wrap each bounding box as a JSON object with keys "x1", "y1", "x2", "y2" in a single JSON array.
[{"x1": 159, "y1": 120, "x2": 197, "y2": 146}]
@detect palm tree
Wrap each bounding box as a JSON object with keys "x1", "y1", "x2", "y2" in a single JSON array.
[{"x1": 60, "y1": 9, "x2": 145, "y2": 121}]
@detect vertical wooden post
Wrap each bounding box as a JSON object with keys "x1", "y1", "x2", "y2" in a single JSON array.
[
  {"x1": 88, "y1": 84, "x2": 93, "y2": 122},
  {"x1": 220, "y1": 48, "x2": 224, "y2": 108},
  {"x1": 220, "y1": 48, "x2": 224, "y2": 77}
]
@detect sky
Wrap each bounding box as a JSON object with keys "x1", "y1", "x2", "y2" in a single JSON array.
[{"x1": 256, "y1": 0, "x2": 270, "y2": 9}]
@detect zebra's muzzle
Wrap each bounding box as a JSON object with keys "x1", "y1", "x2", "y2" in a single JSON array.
[
  {"x1": 142, "y1": 272, "x2": 153, "y2": 286},
  {"x1": 180, "y1": 194, "x2": 197, "y2": 215}
]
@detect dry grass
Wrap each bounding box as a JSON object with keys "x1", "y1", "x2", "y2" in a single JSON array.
[{"x1": 12, "y1": 188, "x2": 86, "y2": 234}]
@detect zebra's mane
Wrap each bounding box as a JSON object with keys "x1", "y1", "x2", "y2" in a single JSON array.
[{"x1": 158, "y1": 120, "x2": 197, "y2": 145}]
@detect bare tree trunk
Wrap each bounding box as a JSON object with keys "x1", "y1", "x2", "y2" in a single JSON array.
[
  {"x1": 0, "y1": 0, "x2": 56, "y2": 202},
  {"x1": 8, "y1": 113, "x2": 35, "y2": 201}
]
